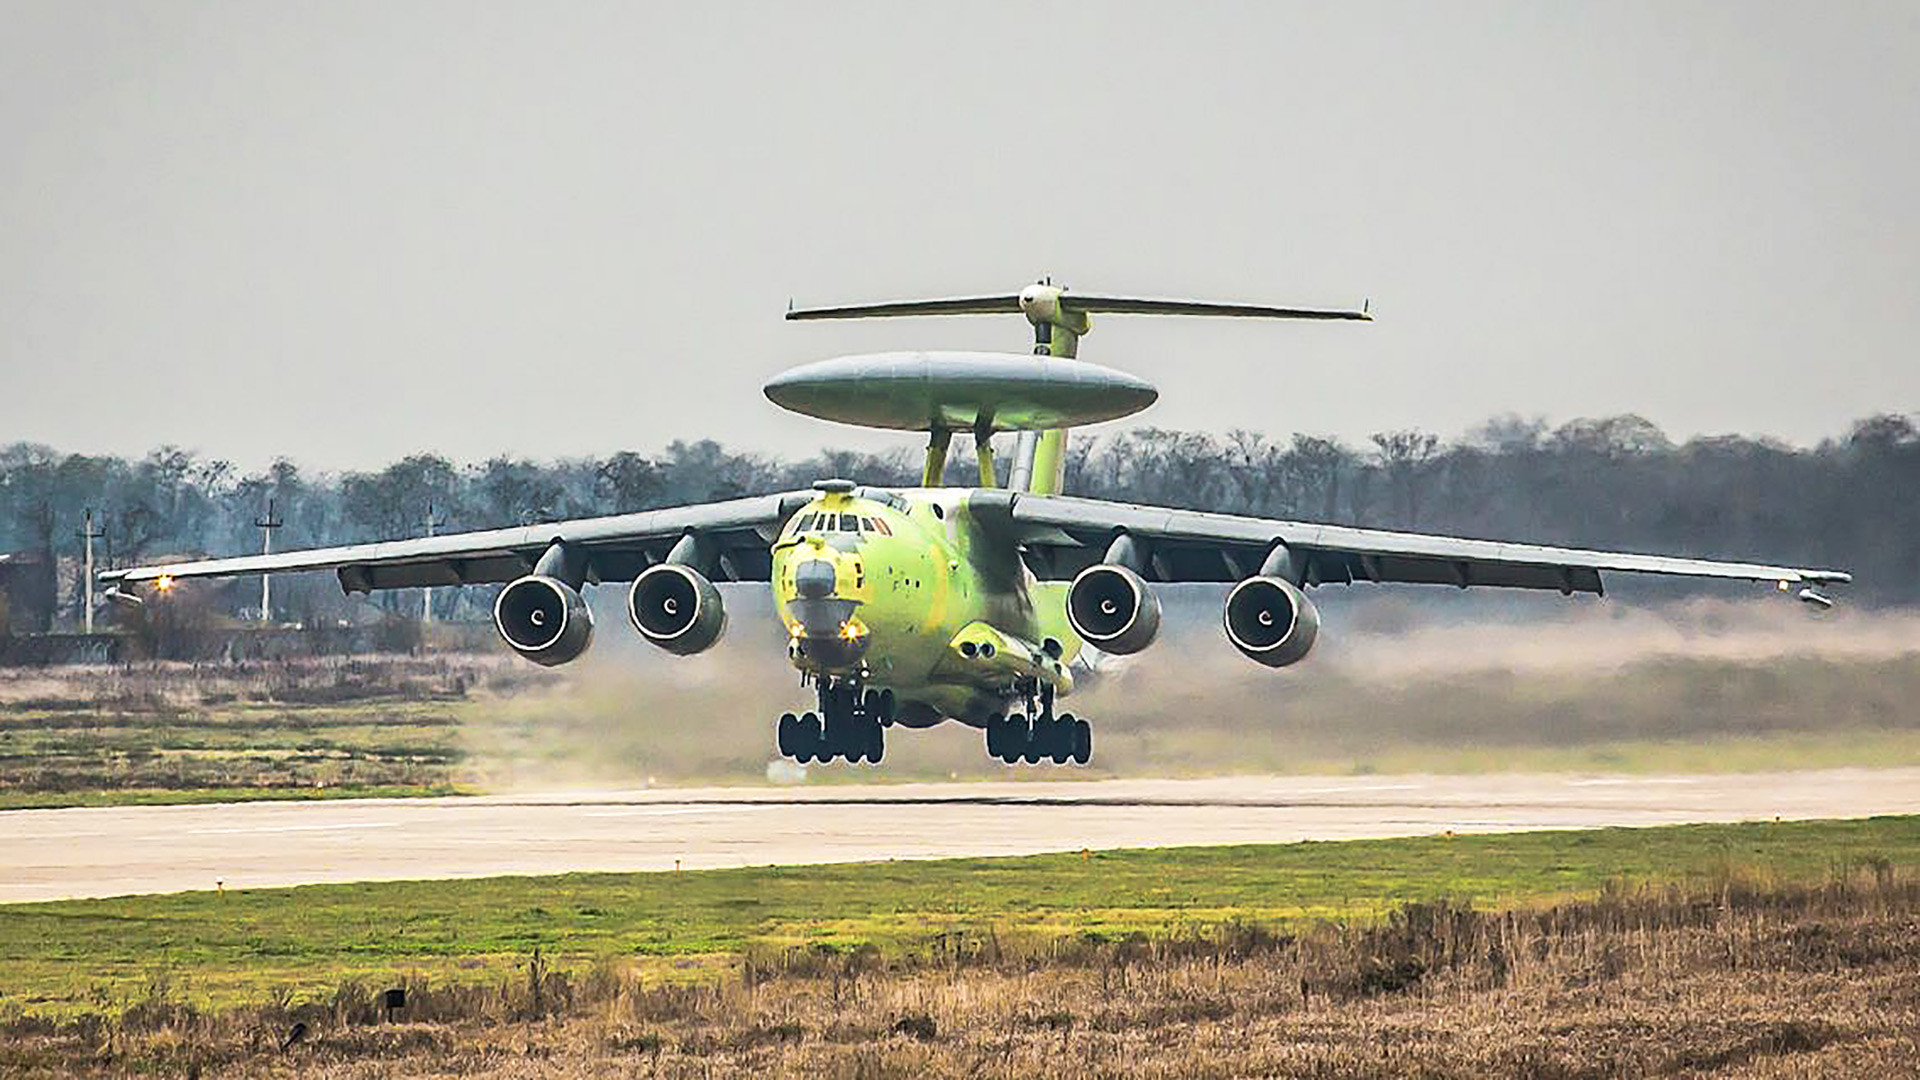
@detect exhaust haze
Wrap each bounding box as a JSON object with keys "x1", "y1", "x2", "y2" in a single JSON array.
[{"x1": 459, "y1": 589, "x2": 1920, "y2": 787}]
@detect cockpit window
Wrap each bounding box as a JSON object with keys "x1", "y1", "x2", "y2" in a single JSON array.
[
  {"x1": 796, "y1": 508, "x2": 896, "y2": 536},
  {"x1": 854, "y1": 487, "x2": 909, "y2": 512}
]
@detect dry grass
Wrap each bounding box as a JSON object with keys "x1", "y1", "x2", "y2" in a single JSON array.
[
  {"x1": 6, "y1": 865, "x2": 1917, "y2": 1078},
  {"x1": 0, "y1": 655, "x2": 554, "y2": 805}
]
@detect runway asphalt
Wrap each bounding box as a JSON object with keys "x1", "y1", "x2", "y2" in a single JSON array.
[{"x1": 5, "y1": 767, "x2": 1919, "y2": 902}]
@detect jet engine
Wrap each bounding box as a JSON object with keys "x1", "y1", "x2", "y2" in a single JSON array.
[
  {"x1": 493, "y1": 575, "x2": 594, "y2": 666},
  {"x1": 1066, "y1": 564, "x2": 1161, "y2": 655},
  {"x1": 628, "y1": 563, "x2": 726, "y2": 655},
  {"x1": 1223, "y1": 576, "x2": 1320, "y2": 668}
]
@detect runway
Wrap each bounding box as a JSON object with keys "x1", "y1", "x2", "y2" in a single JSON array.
[{"x1": 6, "y1": 768, "x2": 1919, "y2": 902}]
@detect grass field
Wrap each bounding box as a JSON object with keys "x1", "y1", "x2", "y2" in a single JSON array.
[
  {"x1": 3, "y1": 817, "x2": 1918, "y2": 1077},
  {"x1": 0, "y1": 657, "x2": 532, "y2": 808},
  {"x1": 4, "y1": 815, "x2": 1916, "y2": 1016}
]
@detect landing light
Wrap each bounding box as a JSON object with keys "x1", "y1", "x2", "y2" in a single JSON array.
[
  {"x1": 155, "y1": 575, "x2": 176, "y2": 593},
  {"x1": 838, "y1": 620, "x2": 866, "y2": 641}
]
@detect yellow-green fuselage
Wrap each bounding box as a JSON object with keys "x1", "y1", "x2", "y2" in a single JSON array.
[{"x1": 769, "y1": 487, "x2": 1083, "y2": 726}]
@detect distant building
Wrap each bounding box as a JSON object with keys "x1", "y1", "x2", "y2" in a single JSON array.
[{"x1": 0, "y1": 551, "x2": 57, "y2": 636}]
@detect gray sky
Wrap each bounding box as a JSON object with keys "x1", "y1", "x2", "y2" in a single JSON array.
[{"x1": 3, "y1": 1, "x2": 1915, "y2": 471}]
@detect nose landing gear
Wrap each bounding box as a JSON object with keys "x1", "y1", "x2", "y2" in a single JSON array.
[{"x1": 776, "y1": 681, "x2": 894, "y2": 765}]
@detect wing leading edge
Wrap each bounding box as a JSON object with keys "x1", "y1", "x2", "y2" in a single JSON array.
[
  {"x1": 1004, "y1": 493, "x2": 1851, "y2": 595},
  {"x1": 100, "y1": 491, "x2": 812, "y2": 593}
]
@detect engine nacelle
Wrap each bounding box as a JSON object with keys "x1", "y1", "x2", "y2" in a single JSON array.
[
  {"x1": 1066, "y1": 564, "x2": 1162, "y2": 655},
  {"x1": 628, "y1": 564, "x2": 726, "y2": 655},
  {"x1": 493, "y1": 575, "x2": 594, "y2": 666},
  {"x1": 1223, "y1": 575, "x2": 1320, "y2": 668}
]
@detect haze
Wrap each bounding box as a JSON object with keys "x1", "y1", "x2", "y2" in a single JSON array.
[{"x1": 2, "y1": 1, "x2": 1915, "y2": 471}]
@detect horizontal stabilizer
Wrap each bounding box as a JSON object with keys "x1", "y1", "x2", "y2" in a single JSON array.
[
  {"x1": 786, "y1": 287, "x2": 1370, "y2": 322},
  {"x1": 787, "y1": 295, "x2": 1023, "y2": 320},
  {"x1": 1060, "y1": 294, "x2": 1370, "y2": 320}
]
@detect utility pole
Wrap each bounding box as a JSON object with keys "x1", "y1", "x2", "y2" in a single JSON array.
[
  {"x1": 78, "y1": 509, "x2": 104, "y2": 634},
  {"x1": 254, "y1": 498, "x2": 283, "y2": 623},
  {"x1": 421, "y1": 504, "x2": 445, "y2": 624}
]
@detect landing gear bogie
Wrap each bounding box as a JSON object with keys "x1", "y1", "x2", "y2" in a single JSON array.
[
  {"x1": 985, "y1": 709, "x2": 1092, "y2": 767},
  {"x1": 776, "y1": 682, "x2": 887, "y2": 766}
]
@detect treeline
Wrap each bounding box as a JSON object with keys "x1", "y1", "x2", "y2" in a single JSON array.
[{"x1": 1, "y1": 412, "x2": 1915, "y2": 613}]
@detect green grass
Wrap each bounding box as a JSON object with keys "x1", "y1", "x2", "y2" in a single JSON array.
[{"x1": 3, "y1": 815, "x2": 1916, "y2": 1017}]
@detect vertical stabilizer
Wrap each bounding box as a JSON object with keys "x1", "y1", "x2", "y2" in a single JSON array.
[{"x1": 1024, "y1": 313, "x2": 1084, "y2": 495}]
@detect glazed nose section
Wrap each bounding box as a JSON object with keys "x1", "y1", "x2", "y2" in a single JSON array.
[{"x1": 794, "y1": 558, "x2": 838, "y2": 600}]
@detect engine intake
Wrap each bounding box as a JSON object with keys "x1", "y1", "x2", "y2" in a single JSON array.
[
  {"x1": 1066, "y1": 564, "x2": 1161, "y2": 655},
  {"x1": 494, "y1": 575, "x2": 594, "y2": 666},
  {"x1": 1223, "y1": 575, "x2": 1319, "y2": 668},
  {"x1": 628, "y1": 564, "x2": 726, "y2": 655}
]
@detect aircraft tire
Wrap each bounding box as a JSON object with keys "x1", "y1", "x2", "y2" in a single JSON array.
[
  {"x1": 1003, "y1": 714, "x2": 1031, "y2": 764},
  {"x1": 1020, "y1": 721, "x2": 1043, "y2": 764},
  {"x1": 985, "y1": 714, "x2": 1004, "y2": 758},
  {"x1": 867, "y1": 722, "x2": 885, "y2": 764},
  {"x1": 777, "y1": 713, "x2": 798, "y2": 757},
  {"x1": 1071, "y1": 718, "x2": 1091, "y2": 765},
  {"x1": 798, "y1": 712, "x2": 822, "y2": 763},
  {"x1": 1048, "y1": 714, "x2": 1073, "y2": 764}
]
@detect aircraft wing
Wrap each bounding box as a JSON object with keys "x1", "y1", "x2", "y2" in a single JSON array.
[
  {"x1": 100, "y1": 491, "x2": 813, "y2": 593},
  {"x1": 1004, "y1": 492, "x2": 1851, "y2": 595}
]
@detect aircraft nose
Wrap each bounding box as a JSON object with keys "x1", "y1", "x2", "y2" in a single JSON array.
[{"x1": 793, "y1": 558, "x2": 837, "y2": 599}]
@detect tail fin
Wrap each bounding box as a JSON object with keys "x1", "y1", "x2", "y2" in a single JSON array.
[{"x1": 1023, "y1": 316, "x2": 1083, "y2": 494}]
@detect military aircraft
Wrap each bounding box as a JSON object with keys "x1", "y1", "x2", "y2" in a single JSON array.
[{"x1": 102, "y1": 281, "x2": 1851, "y2": 767}]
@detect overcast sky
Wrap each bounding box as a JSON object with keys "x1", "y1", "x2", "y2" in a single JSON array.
[{"x1": 2, "y1": 1, "x2": 1915, "y2": 471}]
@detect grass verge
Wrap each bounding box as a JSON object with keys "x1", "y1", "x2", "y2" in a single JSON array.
[{"x1": 2, "y1": 815, "x2": 1916, "y2": 1017}]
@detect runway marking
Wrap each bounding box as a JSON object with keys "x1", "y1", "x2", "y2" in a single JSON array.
[
  {"x1": 583, "y1": 807, "x2": 764, "y2": 818},
  {"x1": 1567, "y1": 778, "x2": 1701, "y2": 786},
  {"x1": 1285, "y1": 784, "x2": 1424, "y2": 795},
  {"x1": 184, "y1": 822, "x2": 399, "y2": 835}
]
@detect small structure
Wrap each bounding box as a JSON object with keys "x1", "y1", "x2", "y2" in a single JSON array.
[{"x1": 0, "y1": 551, "x2": 57, "y2": 636}]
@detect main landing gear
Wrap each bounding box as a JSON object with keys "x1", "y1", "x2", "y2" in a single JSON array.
[
  {"x1": 985, "y1": 687, "x2": 1091, "y2": 766},
  {"x1": 777, "y1": 683, "x2": 895, "y2": 765}
]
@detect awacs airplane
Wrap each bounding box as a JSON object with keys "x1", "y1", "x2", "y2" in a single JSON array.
[{"x1": 103, "y1": 281, "x2": 1851, "y2": 767}]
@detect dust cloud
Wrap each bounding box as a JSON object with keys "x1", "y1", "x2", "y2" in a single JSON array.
[{"x1": 457, "y1": 585, "x2": 1920, "y2": 788}]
